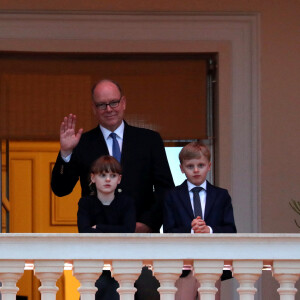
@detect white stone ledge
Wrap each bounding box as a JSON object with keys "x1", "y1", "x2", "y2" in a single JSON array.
[{"x1": 0, "y1": 233, "x2": 300, "y2": 261}]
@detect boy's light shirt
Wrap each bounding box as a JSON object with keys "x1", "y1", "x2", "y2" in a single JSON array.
[
  {"x1": 187, "y1": 180, "x2": 213, "y2": 234},
  {"x1": 61, "y1": 121, "x2": 124, "y2": 162}
]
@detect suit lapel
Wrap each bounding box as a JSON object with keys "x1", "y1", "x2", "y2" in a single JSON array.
[
  {"x1": 91, "y1": 126, "x2": 109, "y2": 157},
  {"x1": 204, "y1": 181, "x2": 217, "y2": 220},
  {"x1": 120, "y1": 121, "x2": 133, "y2": 167},
  {"x1": 178, "y1": 180, "x2": 195, "y2": 220}
]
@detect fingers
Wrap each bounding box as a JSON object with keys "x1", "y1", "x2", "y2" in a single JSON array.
[
  {"x1": 76, "y1": 128, "x2": 84, "y2": 140},
  {"x1": 68, "y1": 114, "x2": 76, "y2": 130},
  {"x1": 192, "y1": 217, "x2": 207, "y2": 233},
  {"x1": 191, "y1": 216, "x2": 203, "y2": 227},
  {"x1": 60, "y1": 114, "x2": 77, "y2": 133},
  {"x1": 60, "y1": 121, "x2": 65, "y2": 135},
  {"x1": 193, "y1": 223, "x2": 208, "y2": 233}
]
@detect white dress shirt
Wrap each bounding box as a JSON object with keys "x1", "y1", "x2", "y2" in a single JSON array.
[
  {"x1": 100, "y1": 121, "x2": 124, "y2": 155},
  {"x1": 187, "y1": 180, "x2": 213, "y2": 234}
]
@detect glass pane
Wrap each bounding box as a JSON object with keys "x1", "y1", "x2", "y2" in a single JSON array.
[{"x1": 165, "y1": 147, "x2": 185, "y2": 186}]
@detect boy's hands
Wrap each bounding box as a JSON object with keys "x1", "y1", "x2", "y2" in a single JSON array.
[{"x1": 191, "y1": 216, "x2": 210, "y2": 233}]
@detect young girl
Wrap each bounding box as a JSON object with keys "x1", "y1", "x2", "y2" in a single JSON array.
[
  {"x1": 77, "y1": 155, "x2": 136, "y2": 300},
  {"x1": 77, "y1": 155, "x2": 136, "y2": 233}
]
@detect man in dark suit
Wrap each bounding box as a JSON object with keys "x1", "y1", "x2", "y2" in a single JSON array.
[
  {"x1": 163, "y1": 142, "x2": 236, "y2": 300},
  {"x1": 51, "y1": 79, "x2": 174, "y2": 299}
]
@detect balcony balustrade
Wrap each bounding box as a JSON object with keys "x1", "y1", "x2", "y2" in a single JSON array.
[{"x1": 0, "y1": 233, "x2": 300, "y2": 300}]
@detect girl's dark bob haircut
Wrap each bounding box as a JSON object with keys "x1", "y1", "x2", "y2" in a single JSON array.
[{"x1": 90, "y1": 155, "x2": 122, "y2": 175}]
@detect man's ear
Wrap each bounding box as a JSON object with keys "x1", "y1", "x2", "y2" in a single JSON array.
[
  {"x1": 90, "y1": 173, "x2": 95, "y2": 183},
  {"x1": 91, "y1": 101, "x2": 97, "y2": 116},
  {"x1": 122, "y1": 96, "x2": 126, "y2": 110}
]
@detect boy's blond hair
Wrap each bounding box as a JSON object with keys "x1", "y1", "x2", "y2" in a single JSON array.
[{"x1": 179, "y1": 142, "x2": 211, "y2": 163}]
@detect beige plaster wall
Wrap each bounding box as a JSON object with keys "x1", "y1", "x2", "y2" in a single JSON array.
[
  {"x1": 1, "y1": 2, "x2": 299, "y2": 299},
  {"x1": 1, "y1": 0, "x2": 300, "y2": 234}
]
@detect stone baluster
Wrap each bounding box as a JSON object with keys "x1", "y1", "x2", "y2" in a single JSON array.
[
  {"x1": 34, "y1": 260, "x2": 64, "y2": 300},
  {"x1": 0, "y1": 261, "x2": 25, "y2": 300},
  {"x1": 153, "y1": 260, "x2": 183, "y2": 300},
  {"x1": 273, "y1": 260, "x2": 300, "y2": 300},
  {"x1": 73, "y1": 260, "x2": 104, "y2": 300},
  {"x1": 111, "y1": 260, "x2": 143, "y2": 300},
  {"x1": 233, "y1": 260, "x2": 263, "y2": 300},
  {"x1": 194, "y1": 260, "x2": 223, "y2": 300}
]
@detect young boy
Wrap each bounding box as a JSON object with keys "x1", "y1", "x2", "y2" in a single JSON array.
[
  {"x1": 77, "y1": 155, "x2": 136, "y2": 300},
  {"x1": 163, "y1": 142, "x2": 236, "y2": 300}
]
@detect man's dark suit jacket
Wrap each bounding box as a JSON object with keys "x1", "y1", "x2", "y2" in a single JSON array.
[
  {"x1": 163, "y1": 180, "x2": 236, "y2": 233},
  {"x1": 51, "y1": 121, "x2": 174, "y2": 232}
]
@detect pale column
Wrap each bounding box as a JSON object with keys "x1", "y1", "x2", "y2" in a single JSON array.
[
  {"x1": 233, "y1": 260, "x2": 263, "y2": 300},
  {"x1": 34, "y1": 260, "x2": 64, "y2": 300},
  {"x1": 73, "y1": 260, "x2": 104, "y2": 300},
  {"x1": 273, "y1": 260, "x2": 300, "y2": 300},
  {"x1": 0, "y1": 261, "x2": 25, "y2": 300},
  {"x1": 111, "y1": 260, "x2": 143, "y2": 300},
  {"x1": 194, "y1": 260, "x2": 223, "y2": 300},
  {"x1": 153, "y1": 260, "x2": 183, "y2": 300}
]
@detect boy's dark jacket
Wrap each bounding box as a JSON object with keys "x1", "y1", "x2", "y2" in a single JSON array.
[
  {"x1": 163, "y1": 180, "x2": 236, "y2": 280},
  {"x1": 164, "y1": 180, "x2": 236, "y2": 233}
]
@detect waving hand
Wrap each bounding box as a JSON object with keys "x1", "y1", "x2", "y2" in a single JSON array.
[{"x1": 60, "y1": 114, "x2": 83, "y2": 157}]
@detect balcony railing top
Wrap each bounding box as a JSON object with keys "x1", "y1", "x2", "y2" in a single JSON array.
[{"x1": 1, "y1": 233, "x2": 300, "y2": 262}]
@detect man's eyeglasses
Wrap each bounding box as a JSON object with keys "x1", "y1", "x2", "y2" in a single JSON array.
[{"x1": 94, "y1": 97, "x2": 122, "y2": 110}]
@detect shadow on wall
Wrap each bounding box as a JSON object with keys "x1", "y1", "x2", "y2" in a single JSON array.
[{"x1": 289, "y1": 200, "x2": 300, "y2": 228}]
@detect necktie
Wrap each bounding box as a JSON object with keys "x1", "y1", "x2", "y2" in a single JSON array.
[
  {"x1": 191, "y1": 187, "x2": 203, "y2": 218},
  {"x1": 110, "y1": 132, "x2": 121, "y2": 162}
]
